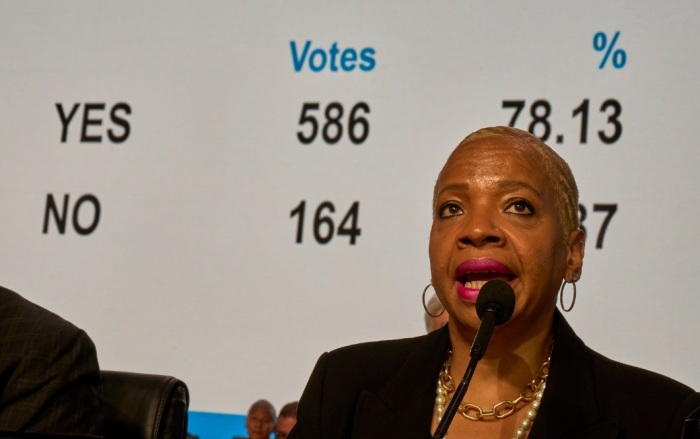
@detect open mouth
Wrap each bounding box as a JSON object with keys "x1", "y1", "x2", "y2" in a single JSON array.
[
  {"x1": 455, "y1": 258, "x2": 516, "y2": 291},
  {"x1": 457, "y1": 271, "x2": 516, "y2": 290}
]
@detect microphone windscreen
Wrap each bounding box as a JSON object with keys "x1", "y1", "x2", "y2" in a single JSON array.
[{"x1": 476, "y1": 280, "x2": 516, "y2": 326}]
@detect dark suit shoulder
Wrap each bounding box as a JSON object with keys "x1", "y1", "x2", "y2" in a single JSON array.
[
  {"x1": 537, "y1": 311, "x2": 700, "y2": 438},
  {"x1": 291, "y1": 328, "x2": 448, "y2": 439},
  {"x1": 0, "y1": 285, "x2": 103, "y2": 435},
  {"x1": 573, "y1": 343, "x2": 700, "y2": 438},
  {"x1": 587, "y1": 347, "x2": 700, "y2": 413},
  {"x1": 0, "y1": 285, "x2": 85, "y2": 336},
  {"x1": 588, "y1": 347, "x2": 695, "y2": 396}
]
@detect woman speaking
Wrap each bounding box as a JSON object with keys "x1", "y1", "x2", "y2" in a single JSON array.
[{"x1": 288, "y1": 127, "x2": 700, "y2": 438}]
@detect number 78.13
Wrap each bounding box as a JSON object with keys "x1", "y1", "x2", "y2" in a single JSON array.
[{"x1": 502, "y1": 99, "x2": 622, "y2": 145}]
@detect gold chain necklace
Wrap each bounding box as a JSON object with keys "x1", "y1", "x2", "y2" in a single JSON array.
[{"x1": 434, "y1": 344, "x2": 552, "y2": 438}]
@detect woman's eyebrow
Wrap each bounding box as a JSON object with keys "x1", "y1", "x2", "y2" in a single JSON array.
[
  {"x1": 497, "y1": 180, "x2": 541, "y2": 197},
  {"x1": 437, "y1": 183, "x2": 469, "y2": 194}
]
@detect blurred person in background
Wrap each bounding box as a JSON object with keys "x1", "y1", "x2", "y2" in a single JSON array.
[
  {"x1": 240, "y1": 399, "x2": 275, "y2": 439},
  {"x1": 274, "y1": 401, "x2": 297, "y2": 439}
]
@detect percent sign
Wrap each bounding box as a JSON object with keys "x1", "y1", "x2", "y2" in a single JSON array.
[{"x1": 593, "y1": 31, "x2": 627, "y2": 69}]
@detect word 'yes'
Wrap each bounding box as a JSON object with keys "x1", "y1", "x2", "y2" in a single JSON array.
[
  {"x1": 43, "y1": 194, "x2": 101, "y2": 235},
  {"x1": 56, "y1": 102, "x2": 131, "y2": 143},
  {"x1": 290, "y1": 41, "x2": 376, "y2": 72}
]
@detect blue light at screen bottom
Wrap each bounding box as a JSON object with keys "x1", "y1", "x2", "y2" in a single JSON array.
[{"x1": 188, "y1": 411, "x2": 247, "y2": 439}]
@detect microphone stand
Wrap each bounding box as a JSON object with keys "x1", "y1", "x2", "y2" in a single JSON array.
[
  {"x1": 431, "y1": 306, "x2": 498, "y2": 439},
  {"x1": 682, "y1": 406, "x2": 700, "y2": 439}
]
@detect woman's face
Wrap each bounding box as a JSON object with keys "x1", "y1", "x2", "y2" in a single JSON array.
[{"x1": 429, "y1": 136, "x2": 583, "y2": 333}]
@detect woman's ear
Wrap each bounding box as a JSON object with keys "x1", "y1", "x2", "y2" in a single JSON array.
[{"x1": 565, "y1": 228, "x2": 585, "y2": 282}]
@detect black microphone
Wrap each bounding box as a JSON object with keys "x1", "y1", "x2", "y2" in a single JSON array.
[
  {"x1": 431, "y1": 280, "x2": 516, "y2": 439},
  {"x1": 471, "y1": 279, "x2": 516, "y2": 360}
]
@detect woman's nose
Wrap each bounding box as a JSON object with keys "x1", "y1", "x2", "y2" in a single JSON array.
[{"x1": 456, "y1": 207, "x2": 504, "y2": 248}]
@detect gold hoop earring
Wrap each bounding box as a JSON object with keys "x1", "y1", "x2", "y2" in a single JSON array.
[
  {"x1": 422, "y1": 283, "x2": 445, "y2": 318},
  {"x1": 559, "y1": 280, "x2": 577, "y2": 312}
]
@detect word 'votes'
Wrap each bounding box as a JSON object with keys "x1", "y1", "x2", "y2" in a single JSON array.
[
  {"x1": 290, "y1": 41, "x2": 376, "y2": 72},
  {"x1": 56, "y1": 102, "x2": 131, "y2": 143}
]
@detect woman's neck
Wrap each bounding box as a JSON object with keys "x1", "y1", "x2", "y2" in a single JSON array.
[{"x1": 445, "y1": 311, "x2": 554, "y2": 405}]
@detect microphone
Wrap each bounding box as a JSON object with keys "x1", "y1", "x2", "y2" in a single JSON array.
[
  {"x1": 431, "y1": 280, "x2": 516, "y2": 439},
  {"x1": 471, "y1": 279, "x2": 516, "y2": 360}
]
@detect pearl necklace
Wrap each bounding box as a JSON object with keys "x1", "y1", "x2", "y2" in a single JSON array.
[{"x1": 434, "y1": 347, "x2": 551, "y2": 439}]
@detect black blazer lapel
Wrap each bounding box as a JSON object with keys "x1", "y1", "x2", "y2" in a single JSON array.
[
  {"x1": 529, "y1": 311, "x2": 620, "y2": 438},
  {"x1": 351, "y1": 327, "x2": 450, "y2": 439}
]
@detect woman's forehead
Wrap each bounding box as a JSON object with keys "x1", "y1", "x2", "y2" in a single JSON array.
[{"x1": 440, "y1": 136, "x2": 549, "y2": 183}]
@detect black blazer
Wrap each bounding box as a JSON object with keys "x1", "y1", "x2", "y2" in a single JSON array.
[
  {"x1": 289, "y1": 311, "x2": 700, "y2": 438},
  {"x1": 0, "y1": 286, "x2": 103, "y2": 436}
]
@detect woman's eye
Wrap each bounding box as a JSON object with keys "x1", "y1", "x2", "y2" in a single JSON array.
[
  {"x1": 505, "y1": 200, "x2": 534, "y2": 215},
  {"x1": 439, "y1": 203, "x2": 463, "y2": 218}
]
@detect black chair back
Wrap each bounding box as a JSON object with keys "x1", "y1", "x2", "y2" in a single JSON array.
[{"x1": 101, "y1": 371, "x2": 189, "y2": 439}]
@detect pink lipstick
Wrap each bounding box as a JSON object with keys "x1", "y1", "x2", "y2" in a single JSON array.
[{"x1": 454, "y1": 258, "x2": 515, "y2": 301}]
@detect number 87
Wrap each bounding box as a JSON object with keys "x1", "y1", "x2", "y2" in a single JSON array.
[{"x1": 578, "y1": 203, "x2": 617, "y2": 249}]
